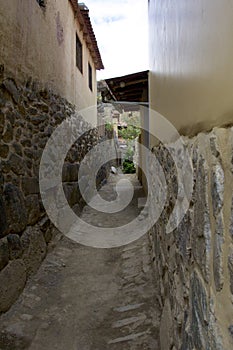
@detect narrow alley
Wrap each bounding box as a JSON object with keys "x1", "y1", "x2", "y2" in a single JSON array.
[
  {"x1": 1, "y1": 1, "x2": 233, "y2": 349},
  {"x1": 0, "y1": 174, "x2": 160, "y2": 350}
]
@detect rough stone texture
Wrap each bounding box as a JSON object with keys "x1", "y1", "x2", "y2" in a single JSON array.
[
  {"x1": 211, "y1": 163, "x2": 225, "y2": 218},
  {"x1": 214, "y1": 214, "x2": 225, "y2": 292},
  {"x1": 149, "y1": 126, "x2": 233, "y2": 350},
  {"x1": 62, "y1": 163, "x2": 79, "y2": 182},
  {"x1": 21, "y1": 177, "x2": 39, "y2": 195},
  {"x1": 192, "y1": 155, "x2": 211, "y2": 283},
  {"x1": 160, "y1": 298, "x2": 173, "y2": 350},
  {"x1": 0, "y1": 175, "x2": 160, "y2": 349},
  {"x1": 0, "y1": 143, "x2": 9, "y2": 158},
  {"x1": 0, "y1": 75, "x2": 111, "y2": 313},
  {"x1": 228, "y1": 246, "x2": 233, "y2": 295},
  {"x1": 3, "y1": 184, "x2": 27, "y2": 235},
  {"x1": 0, "y1": 238, "x2": 9, "y2": 271},
  {"x1": 230, "y1": 196, "x2": 233, "y2": 239},
  {"x1": 0, "y1": 195, "x2": 7, "y2": 238},
  {"x1": 25, "y1": 194, "x2": 41, "y2": 225},
  {"x1": 7, "y1": 234, "x2": 22, "y2": 260},
  {"x1": 190, "y1": 271, "x2": 209, "y2": 349},
  {"x1": 21, "y1": 226, "x2": 47, "y2": 277},
  {"x1": 0, "y1": 260, "x2": 26, "y2": 313}
]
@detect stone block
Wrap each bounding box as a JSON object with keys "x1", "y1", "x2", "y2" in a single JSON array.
[
  {"x1": 62, "y1": 163, "x2": 79, "y2": 182},
  {"x1": 192, "y1": 158, "x2": 211, "y2": 282},
  {"x1": 0, "y1": 259, "x2": 26, "y2": 313},
  {"x1": 30, "y1": 115, "x2": 47, "y2": 125},
  {"x1": 211, "y1": 164, "x2": 224, "y2": 218},
  {"x1": 160, "y1": 298, "x2": 173, "y2": 350},
  {"x1": 8, "y1": 153, "x2": 26, "y2": 175},
  {"x1": 230, "y1": 196, "x2": 233, "y2": 239},
  {"x1": 228, "y1": 246, "x2": 233, "y2": 295},
  {"x1": 2, "y1": 78, "x2": 20, "y2": 103},
  {"x1": 0, "y1": 111, "x2": 5, "y2": 129},
  {"x1": 72, "y1": 203, "x2": 81, "y2": 216},
  {"x1": 213, "y1": 211, "x2": 225, "y2": 293},
  {"x1": 21, "y1": 177, "x2": 39, "y2": 195},
  {"x1": 21, "y1": 226, "x2": 47, "y2": 277},
  {"x1": 63, "y1": 182, "x2": 81, "y2": 207},
  {"x1": 12, "y1": 142, "x2": 23, "y2": 156},
  {"x1": 2, "y1": 122, "x2": 13, "y2": 143},
  {"x1": 3, "y1": 184, "x2": 27, "y2": 234},
  {"x1": 38, "y1": 216, "x2": 50, "y2": 233},
  {"x1": 0, "y1": 144, "x2": 9, "y2": 158},
  {"x1": 0, "y1": 238, "x2": 9, "y2": 271},
  {"x1": 43, "y1": 226, "x2": 59, "y2": 244},
  {"x1": 176, "y1": 212, "x2": 191, "y2": 259},
  {"x1": 0, "y1": 194, "x2": 7, "y2": 238},
  {"x1": 190, "y1": 271, "x2": 208, "y2": 349},
  {"x1": 32, "y1": 101, "x2": 49, "y2": 113},
  {"x1": 7, "y1": 234, "x2": 22, "y2": 260},
  {"x1": 25, "y1": 194, "x2": 41, "y2": 225}
]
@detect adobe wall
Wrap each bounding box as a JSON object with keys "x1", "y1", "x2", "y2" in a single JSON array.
[{"x1": 0, "y1": 0, "x2": 97, "y2": 120}]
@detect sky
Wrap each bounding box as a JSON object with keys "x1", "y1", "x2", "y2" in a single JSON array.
[{"x1": 83, "y1": 0, "x2": 149, "y2": 80}]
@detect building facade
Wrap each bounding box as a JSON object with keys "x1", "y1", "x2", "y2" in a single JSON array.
[{"x1": 0, "y1": 0, "x2": 103, "y2": 121}]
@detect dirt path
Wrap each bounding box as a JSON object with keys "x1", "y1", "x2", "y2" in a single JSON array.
[{"x1": 0, "y1": 175, "x2": 160, "y2": 350}]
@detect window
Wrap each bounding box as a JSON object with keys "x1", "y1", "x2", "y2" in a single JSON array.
[
  {"x1": 36, "y1": 0, "x2": 45, "y2": 7},
  {"x1": 88, "y1": 62, "x2": 93, "y2": 91},
  {"x1": 76, "y1": 34, "x2": 83, "y2": 73}
]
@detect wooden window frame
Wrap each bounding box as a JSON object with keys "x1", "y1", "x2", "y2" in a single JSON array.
[
  {"x1": 76, "y1": 34, "x2": 83, "y2": 73},
  {"x1": 88, "y1": 62, "x2": 93, "y2": 91}
]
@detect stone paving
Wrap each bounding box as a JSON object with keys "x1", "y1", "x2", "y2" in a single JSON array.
[{"x1": 0, "y1": 174, "x2": 160, "y2": 349}]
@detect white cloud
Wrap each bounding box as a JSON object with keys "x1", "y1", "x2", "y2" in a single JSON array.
[{"x1": 83, "y1": 0, "x2": 149, "y2": 80}]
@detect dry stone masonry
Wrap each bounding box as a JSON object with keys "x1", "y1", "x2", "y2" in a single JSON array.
[
  {"x1": 0, "y1": 74, "x2": 109, "y2": 314},
  {"x1": 149, "y1": 126, "x2": 233, "y2": 350}
]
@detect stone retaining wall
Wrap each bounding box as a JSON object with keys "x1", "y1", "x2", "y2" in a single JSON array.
[
  {"x1": 0, "y1": 75, "x2": 110, "y2": 313},
  {"x1": 149, "y1": 126, "x2": 233, "y2": 349}
]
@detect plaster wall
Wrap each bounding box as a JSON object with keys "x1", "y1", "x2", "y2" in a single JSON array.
[
  {"x1": 0, "y1": 0, "x2": 97, "y2": 122},
  {"x1": 149, "y1": 0, "x2": 233, "y2": 140}
]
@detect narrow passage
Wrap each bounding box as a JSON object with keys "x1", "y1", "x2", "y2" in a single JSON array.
[{"x1": 0, "y1": 174, "x2": 160, "y2": 350}]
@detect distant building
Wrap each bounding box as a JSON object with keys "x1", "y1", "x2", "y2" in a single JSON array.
[
  {"x1": 100, "y1": 71, "x2": 149, "y2": 189},
  {"x1": 0, "y1": 0, "x2": 104, "y2": 122}
]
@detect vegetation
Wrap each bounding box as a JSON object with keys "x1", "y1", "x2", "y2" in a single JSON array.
[
  {"x1": 119, "y1": 121, "x2": 141, "y2": 174},
  {"x1": 118, "y1": 125, "x2": 140, "y2": 140},
  {"x1": 122, "y1": 160, "x2": 136, "y2": 174},
  {"x1": 105, "y1": 122, "x2": 114, "y2": 132}
]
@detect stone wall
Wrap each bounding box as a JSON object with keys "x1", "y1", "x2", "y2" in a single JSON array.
[
  {"x1": 149, "y1": 126, "x2": 233, "y2": 349},
  {"x1": 0, "y1": 73, "x2": 109, "y2": 313}
]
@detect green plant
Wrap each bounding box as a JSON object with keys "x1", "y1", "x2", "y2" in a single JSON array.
[
  {"x1": 124, "y1": 146, "x2": 134, "y2": 162},
  {"x1": 122, "y1": 160, "x2": 136, "y2": 174},
  {"x1": 105, "y1": 122, "x2": 113, "y2": 132},
  {"x1": 118, "y1": 125, "x2": 140, "y2": 140}
]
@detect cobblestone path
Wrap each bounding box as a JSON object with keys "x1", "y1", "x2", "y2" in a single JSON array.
[{"x1": 0, "y1": 174, "x2": 160, "y2": 350}]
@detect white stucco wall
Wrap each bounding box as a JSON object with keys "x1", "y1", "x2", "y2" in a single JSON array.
[{"x1": 149, "y1": 0, "x2": 233, "y2": 139}]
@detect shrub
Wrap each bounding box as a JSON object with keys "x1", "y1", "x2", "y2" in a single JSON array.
[{"x1": 122, "y1": 160, "x2": 136, "y2": 174}]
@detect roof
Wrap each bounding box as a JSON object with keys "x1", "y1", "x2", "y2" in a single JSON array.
[
  {"x1": 69, "y1": 0, "x2": 104, "y2": 70},
  {"x1": 101, "y1": 71, "x2": 149, "y2": 111}
]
